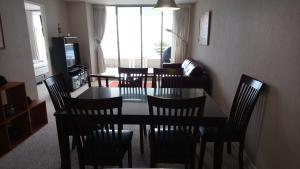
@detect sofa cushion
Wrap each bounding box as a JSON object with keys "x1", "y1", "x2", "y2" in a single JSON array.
[{"x1": 181, "y1": 59, "x2": 192, "y2": 70}]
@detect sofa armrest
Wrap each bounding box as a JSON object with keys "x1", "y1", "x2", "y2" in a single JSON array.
[{"x1": 162, "y1": 63, "x2": 182, "y2": 68}]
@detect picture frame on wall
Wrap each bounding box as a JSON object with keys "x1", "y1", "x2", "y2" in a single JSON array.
[
  {"x1": 199, "y1": 11, "x2": 211, "y2": 46},
  {"x1": 0, "y1": 15, "x2": 5, "y2": 49}
]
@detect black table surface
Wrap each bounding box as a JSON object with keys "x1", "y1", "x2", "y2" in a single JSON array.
[
  {"x1": 54, "y1": 87, "x2": 227, "y2": 169},
  {"x1": 76, "y1": 87, "x2": 226, "y2": 119}
]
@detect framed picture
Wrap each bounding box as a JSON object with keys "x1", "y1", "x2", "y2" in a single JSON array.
[
  {"x1": 0, "y1": 15, "x2": 5, "y2": 49},
  {"x1": 199, "y1": 11, "x2": 211, "y2": 46}
]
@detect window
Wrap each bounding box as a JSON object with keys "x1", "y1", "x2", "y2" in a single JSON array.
[{"x1": 102, "y1": 6, "x2": 173, "y2": 68}]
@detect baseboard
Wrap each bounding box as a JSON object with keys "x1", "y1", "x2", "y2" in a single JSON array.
[{"x1": 232, "y1": 143, "x2": 257, "y2": 169}]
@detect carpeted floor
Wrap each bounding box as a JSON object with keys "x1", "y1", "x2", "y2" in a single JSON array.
[{"x1": 0, "y1": 83, "x2": 239, "y2": 169}]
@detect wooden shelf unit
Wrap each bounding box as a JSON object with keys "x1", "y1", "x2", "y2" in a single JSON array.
[{"x1": 0, "y1": 82, "x2": 48, "y2": 157}]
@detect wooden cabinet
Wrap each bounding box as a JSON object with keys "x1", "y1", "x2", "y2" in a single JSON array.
[{"x1": 0, "y1": 82, "x2": 48, "y2": 156}]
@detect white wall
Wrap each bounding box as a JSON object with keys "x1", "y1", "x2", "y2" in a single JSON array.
[
  {"x1": 0, "y1": 0, "x2": 38, "y2": 99},
  {"x1": 0, "y1": 0, "x2": 70, "y2": 98},
  {"x1": 30, "y1": 0, "x2": 70, "y2": 44},
  {"x1": 66, "y1": 1, "x2": 96, "y2": 74},
  {"x1": 190, "y1": 0, "x2": 300, "y2": 169}
]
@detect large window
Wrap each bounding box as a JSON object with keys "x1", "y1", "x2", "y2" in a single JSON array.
[{"x1": 102, "y1": 6, "x2": 173, "y2": 68}]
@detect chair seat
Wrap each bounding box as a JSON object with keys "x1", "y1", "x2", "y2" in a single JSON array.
[
  {"x1": 149, "y1": 129, "x2": 195, "y2": 162},
  {"x1": 82, "y1": 129, "x2": 133, "y2": 164},
  {"x1": 199, "y1": 125, "x2": 241, "y2": 142}
]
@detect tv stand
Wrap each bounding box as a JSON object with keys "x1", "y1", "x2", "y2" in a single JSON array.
[
  {"x1": 68, "y1": 65, "x2": 87, "y2": 91},
  {"x1": 51, "y1": 37, "x2": 88, "y2": 91}
]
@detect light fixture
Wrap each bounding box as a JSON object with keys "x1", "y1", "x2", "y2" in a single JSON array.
[{"x1": 154, "y1": 0, "x2": 180, "y2": 11}]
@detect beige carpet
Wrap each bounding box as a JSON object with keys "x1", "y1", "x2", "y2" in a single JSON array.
[{"x1": 0, "y1": 83, "x2": 239, "y2": 169}]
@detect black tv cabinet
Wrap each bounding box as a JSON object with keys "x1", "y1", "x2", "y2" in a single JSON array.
[{"x1": 51, "y1": 37, "x2": 88, "y2": 91}]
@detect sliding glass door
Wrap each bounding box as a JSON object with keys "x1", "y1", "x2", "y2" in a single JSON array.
[{"x1": 102, "y1": 6, "x2": 173, "y2": 68}]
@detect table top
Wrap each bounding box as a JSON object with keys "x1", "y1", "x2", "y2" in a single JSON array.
[{"x1": 77, "y1": 87, "x2": 226, "y2": 119}]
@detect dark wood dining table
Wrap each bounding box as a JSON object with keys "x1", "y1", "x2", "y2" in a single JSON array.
[{"x1": 54, "y1": 87, "x2": 227, "y2": 169}]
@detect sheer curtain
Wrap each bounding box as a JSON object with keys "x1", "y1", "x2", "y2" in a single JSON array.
[
  {"x1": 93, "y1": 5, "x2": 106, "y2": 73},
  {"x1": 171, "y1": 6, "x2": 191, "y2": 63}
]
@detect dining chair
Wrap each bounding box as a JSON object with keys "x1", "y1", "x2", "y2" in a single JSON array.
[
  {"x1": 87, "y1": 74, "x2": 117, "y2": 87},
  {"x1": 198, "y1": 74, "x2": 265, "y2": 169},
  {"x1": 118, "y1": 67, "x2": 148, "y2": 154},
  {"x1": 147, "y1": 95, "x2": 206, "y2": 169},
  {"x1": 118, "y1": 67, "x2": 148, "y2": 88},
  {"x1": 63, "y1": 97, "x2": 133, "y2": 169},
  {"x1": 152, "y1": 68, "x2": 183, "y2": 88},
  {"x1": 44, "y1": 73, "x2": 70, "y2": 111},
  {"x1": 44, "y1": 73, "x2": 78, "y2": 150}
]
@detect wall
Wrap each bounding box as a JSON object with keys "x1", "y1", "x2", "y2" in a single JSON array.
[
  {"x1": 30, "y1": 0, "x2": 70, "y2": 43},
  {"x1": 0, "y1": 0, "x2": 38, "y2": 99},
  {"x1": 66, "y1": 1, "x2": 96, "y2": 74},
  {"x1": 190, "y1": 0, "x2": 300, "y2": 169}
]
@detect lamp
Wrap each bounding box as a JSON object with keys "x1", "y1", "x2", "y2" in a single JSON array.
[
  {"x1": 154, "y1": 0, "x2": 180, "y2": 11},
  {"x1": 165, "y1": 28, "x2": 188, "y2": 45}
]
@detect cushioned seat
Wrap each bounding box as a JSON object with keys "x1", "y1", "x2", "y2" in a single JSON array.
[
  {"x1": 83, "y1": 130, "x2": 133, "y2": 164},
  {"x1": 149, "y1": 129, "x2": 195, "y2": 163}
]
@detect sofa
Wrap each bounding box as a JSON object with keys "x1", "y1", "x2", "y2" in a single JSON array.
[{"x1": 163, "y1": 58, "x2": 211, "y2": 93}]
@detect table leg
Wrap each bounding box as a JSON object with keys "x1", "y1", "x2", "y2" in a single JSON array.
[
  {"x1": 56, "y1": 116, "x2": 71, "y2": 169},
  {"x1": 213, "y1": 121, "x2": 225, "y2": 169}
]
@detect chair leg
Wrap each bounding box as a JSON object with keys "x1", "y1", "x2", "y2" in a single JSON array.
[
  {"x1": 119, "y1": 161, "x2": 123, "y2": 168},
  {"x1": 227, "y1": 141, "x2": 232, "y2": 154},
  {"x1": 143, "y1": 124, "x2": 147, "y2": 135},
  {"x1": 71, "y1": 137, "x2": 76, "y2": 150},
  {"x1": 185, "y1": 163, "x2": 189, "y2": 169},
  {"x1": 139, "y1": 124, "x2": 144, "y2": 154},
  {"x1": 93, "y1": 165, "x2": 97, "y2": 169},
  {"x1": 150, "y1": 151, "x2": 155, "y2": 168},
  {"x1": 239, "y1": 141, "x2": 244, "y2": 169},
  {"x1": 128, "y1": 143, "x2": 132, "y2": 168},
  {"x1": 198, "y1": 139, "x2": 206, "y2": 169}
]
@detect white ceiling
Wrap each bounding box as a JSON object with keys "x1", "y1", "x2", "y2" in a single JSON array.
[
  {"x1": 24, "y1": 2, "x2": 41, "y2": 10},
  {"x1": 63, "y1": 0, "x2": 196, "y2": 5}
]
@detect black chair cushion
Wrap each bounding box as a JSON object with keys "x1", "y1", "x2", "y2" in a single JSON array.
[
  {"x1": 82, "y1": 129, "x2": 133, "y2": 163},
  {"x1": 199, "y1": 125, "x2": 241, "y2": 142},
  {"x1": 149, "y1": 129, "x2": 195, "y2": 162}
]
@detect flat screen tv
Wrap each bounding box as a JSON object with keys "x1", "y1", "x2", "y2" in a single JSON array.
[{"x1": 64, "y1": 43, "x2": 78, "y2": 68}]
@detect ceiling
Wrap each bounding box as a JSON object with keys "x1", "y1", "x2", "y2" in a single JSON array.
[
  {"x1": 63, "y1": 0, "x2": 196, "y2": 5},
  {"x1": 24, "y1": 2, "x2": 41, "y2": 10}
]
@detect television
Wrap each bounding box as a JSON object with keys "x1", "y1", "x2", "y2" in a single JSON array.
[{"x1": 64, "y1": 43, "x2": 79, "y2": 67}]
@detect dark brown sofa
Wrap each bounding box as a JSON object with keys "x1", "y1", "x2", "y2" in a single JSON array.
[{"x1": 163, "y1": 58, "x2": 211, "y2": 93}]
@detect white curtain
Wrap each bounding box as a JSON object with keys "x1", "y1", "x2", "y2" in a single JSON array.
[
  {"x1": 171, "y1": 6, "x2": 191, "y2": 63},
  {"x1": 93, "y1": 6, "x2": 106, "y2": 73}
]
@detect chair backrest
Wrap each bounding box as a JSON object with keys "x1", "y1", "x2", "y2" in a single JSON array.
[
  {"x1": 118, "y1": 67, "x2": 148, "y2": 88},
  {"x1": 228, "y1": 74, "x2": 265, "y2": 136},
  {"x1": 63, "y1": 97, "x2": 123, "y2": 153},
  {"x1": 44, "y1": 73, "x2": 70, "y2": 111},
  {"x1": 119, "y1": 87, "x2": 147, "y2": 102},
  {"x1": 147, "y1": 95, "x2": 206, "y2": 143},
  {"x1": 152, "y1": 68, "x2": 183, "y2": 88},
  {"x1": 87, "y1": 74, "x2": 117, "y2": 87}
]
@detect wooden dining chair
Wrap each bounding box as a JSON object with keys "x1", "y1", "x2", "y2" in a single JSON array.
[
  {"x1": 152, "y1": 68, "x2": 183, "y2": 88},
  {"x1": 118, "y1": 67, "x2": 148, "y2": 154},
  {"x1": 198, "y1": 74, "x2": 265, "y2": 169},
  {"x1": 63, "y1": 97, "x2": 133, "y2": 169},
  {"x1": 87, "y1": 74, "x2": 117, "y2": 87},
  {"x1": 118, "y1": 67, "x2": 148, "y2": 88},
  {"x1": 44, "y1": 73, "x2": 70, "y2": 111},
  {"x1": 44, "y1": 73, "x2": 78, "y2": 150},
  {"x1": 147, "y1": 95, "x2": 206, "y2": 169}
]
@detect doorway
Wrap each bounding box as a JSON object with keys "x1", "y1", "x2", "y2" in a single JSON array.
[
  {"x1": 24, "y1": 1, "x2": 50, "y2": 100},
  {"x1": 24, "y1": 2, "x2": 50, "y2": 83}
]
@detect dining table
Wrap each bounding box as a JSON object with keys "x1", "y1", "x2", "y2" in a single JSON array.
[{"x1": 54, "y1": 87, "x2": 227, "y2": 169}]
